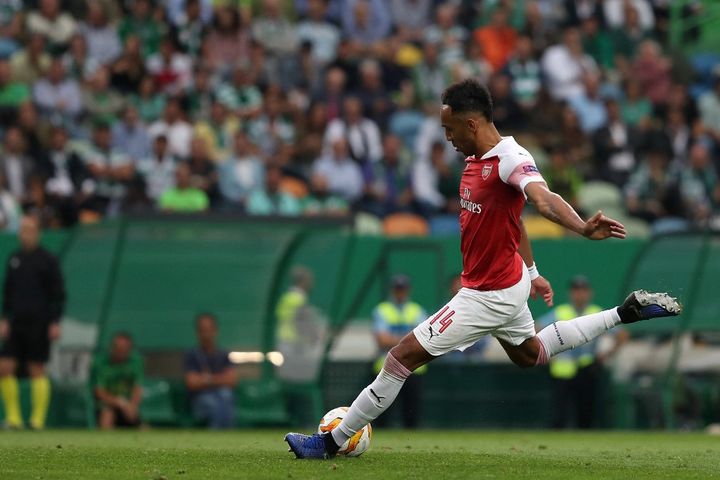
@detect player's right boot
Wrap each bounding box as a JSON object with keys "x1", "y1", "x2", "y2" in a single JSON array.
[
  {"x1": 617, "y1": 290, "x2": 682, "y2": 324},
  {"x1": 284, "y1": 432, "x2": 339, "y2": 459}
]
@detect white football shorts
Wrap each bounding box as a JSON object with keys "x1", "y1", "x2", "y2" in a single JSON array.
[{"x1": 413, "y1": 265, "x2": 535, "y2": 356}]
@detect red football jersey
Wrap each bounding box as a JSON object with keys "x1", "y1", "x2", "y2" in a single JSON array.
[{"x1": 458, "y1": 137, "x2": 545, "y2": 291}]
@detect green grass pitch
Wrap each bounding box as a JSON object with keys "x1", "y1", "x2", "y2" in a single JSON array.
[{"x1": 1, "y1": 430, "x2": 718, "y2": 479}]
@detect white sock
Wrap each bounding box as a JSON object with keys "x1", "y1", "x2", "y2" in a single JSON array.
[
  {"x1": 536, "y1": 308, "x2": 621, "y2": 364},
  {"x1": 331, "y1": 353, "x2": 411, "y2": 446}
]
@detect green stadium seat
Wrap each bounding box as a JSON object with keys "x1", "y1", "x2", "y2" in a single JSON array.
[
  {"x1": 139, "y1": 379, "x2": 177, "y2": 426},
  {"x1": 235, "y1": 379, "x2": 290, "y2": 427},
  {"x1": 578, "y1": 181, "x2": 623, "y2": 217}
]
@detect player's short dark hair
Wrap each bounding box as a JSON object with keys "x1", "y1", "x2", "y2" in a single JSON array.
[{"x1": 441, "y1": 79, "x2": 493, "y2": 121}]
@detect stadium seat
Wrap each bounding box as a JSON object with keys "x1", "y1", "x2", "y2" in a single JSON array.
[
  {"x1": 139, "y1": 379, "x2": 177, "y2": 426},
  {"x1": 235, "y1": 378, "x2": 290, "y2": 427},
  {"x1": 280, "y1": 177, "x2": 309, "y2": 199},
  {"x1": 578, "y1": 181, "x2": 624, "y2": 217},
  {"x1": 382, "y1": 213, "x2": 429, "y2": 237},
  {"x1": 429, "y1": 215, "x2": 460, "y2": 236},
  {"x1": 354, "y1": 212, "x2": 383, "y2": 235},
  {"x1": 522, "y1": 215, "x2": 565, "y2": 239}
]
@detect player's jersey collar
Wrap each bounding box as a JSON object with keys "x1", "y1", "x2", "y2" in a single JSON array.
[{"x1": 465, "y1": 137, "x2": 516, "y2": 163}]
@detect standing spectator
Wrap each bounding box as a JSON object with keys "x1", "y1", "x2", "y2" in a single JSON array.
[
  {"x1": 0, "y1": 215, "x2": 66, "y2": 430},
  {"x1": 25, "y1": 0, "x2": 77, "y2": 53},
  {"x1": 698, "y1": 77, "x2": 720, "y2": 143},
  {"x1": 473, "y1": 8, "x2": 517, "y2": 72},
  {"x1": 112, "y1": 105, "x2": 151, "y2": 165},
  {"x1": 246, "y1": 164, "x2": 301, "y2": 216},
  {"x1": 592, "y1": 98, "x2": 638, "y2": 186},
  {"x1": 119, "y1": 0, "x2": 164, "y2": 58},
  {"x1": 0, "y1": 126, "x2": 32, "y2": 204},
  {"x1": 32, "y1": 58, "x2": 83, "y2": 124},
  {"x1": 323, "y1": 97, "x2": 382, "y2": 165},
  {"x1": 184, "y1": 313, "x2": 238, "y2": 430},
  {"x1": 0, "y1": 172, "x2": 20, "y2": 232},
  {"x1": 62, "y1": 34, "x2": 98, "y2": 81},
  {"x1": 371, "y1": 274, "x2": 427, "y2": 429},
  {"x1": 312, "y1": 138, "x2": 364, "y2": 203},
  {"x1": 246, "y1": 91, "x2": 295, "y2": 160},
  {"x1": 297, "y1": 0, "x2": 341, "y2": 68},
  {"x1": 92, "y1": 332, "x2": 144, "y2": 430},
  {"x1": 79, "y1": 2, "x2": 121, "y2": 67},
  {"x1": 145, "y1": 36, "x2": 193, "y2": 96},
  {"x1": 9, "y1": 33, "x2": 50, "y2": 85},
  {"x1": 603, "y1": 0, "x2": 654, "y2": 31},
  {"x1": 541, "y1": 27, "x2": 598, "y2": 101},
  {"x1": 148, "y1": 98, "x2": 193, "y2": 158},
  {"x1": 219, "y1": 131, "x2": 264, "y2": 207},
  {"x1": 137, "y1": 135, "x2": 177, "y2": 204},
  {"x1": 158, "y1": 162, "x2": 208, "y2": 212}
]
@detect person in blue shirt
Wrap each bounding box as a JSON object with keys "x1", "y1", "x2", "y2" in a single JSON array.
[
  {"x1": 183, "y1": 313, "x2": 238, "y2": 429},
  {"x1": 372, "y1": 274, "x2": 426, "y2": 428}
]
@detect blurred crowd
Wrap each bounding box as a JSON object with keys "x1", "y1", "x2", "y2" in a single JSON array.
[{"x1": 0, "y1": 0, "x2": 718, "y2": 231}]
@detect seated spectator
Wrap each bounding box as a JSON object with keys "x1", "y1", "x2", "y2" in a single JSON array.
[
  {"x1": 412, "y1": 141, "x2": 462, "y2": 214},
  {"x1": 193, "y1": 99, "x2": 240, "y2": 163},
  {"x1": 503, "y1": 35, "x2": 542, "y2": 112},
  {"x1": 423, "y1": 3, "x2": 467, "y2": 66},
  {"x1": 472, "y1": 7, "x2": 517, "y2": 72},
  {"x1": 219, "y1": 132, "x2": 264, "y2": 207},
  {"x1": 620, "y1": 78, "x2": 652, "y2": 128},
  {"x1": 159, "y1": 162, "x2": 208, "y2": 212},
  {"x1": 172, "y1": 0, "x2": 206, "y2": 56},
  {"x1": 302, "y1": 176, "x2": 350, "y2": 217},
  {"x1": 83, "y1": 66, "x2": 126, "y2": 126},
  {"x1": 148, "y1": 98, "x2": 193, "y2": 158},
  {"x1": 389, "y1": 0, "x2": 431, "y2": 42},
  {"x1": 624, "y1": 146, "x2": 679, "y2": 223},
  {"x1": 32, "y1": 57, "x2": 82, "y2": 123},
  {"x1": 0, "y1": 0, "x2": 21, "y2": 58},
  {"x1": 84, "y1": 122, "x2": 135, "y2": 215},
  {"x1": 62, "y1": 34, "x2": 98, "y2": 81},
  {"x1": 185, "y1": 66, "x2": 214, "y2": 121},
  {"x1": 246, "y1": 90, "x2": 295, "y2": 160},
  {"x1": 202, "y1": 6, "x2": 250, "y2": 74},
  {"x1": 22, "y1": 175, "x2": 63, "y2": 228},
  {"x1": 488, "y1": 73, "x2": 524, "y2": 132},
  {"x1": 0, "y1": 60, "x2": 30, "y2": 116},
  {"x1": 118, "y1": 0, "x2": 163, "y2": 58},
  {"x1": 145, "y1": 36, "x2": 193, "y2": 96},
  {"x1": 609, "y1": 4, "x2": 651, "y2": 66},
  {"x1": 355, "y1": 59, "x2": 393, "y2": 129},
  {"x1": 342, "y1": 0, "x2": 391, "y2": 49},
  {"x1": 412, "y1": 41, "x2": 448, "y2": 109},
  {"x1": 184, "y1": 313, "x2": 238, "y2": 429},
  {"x1": 39, "y1": 125, "x2": 95, "y2": 226},
  {"x1": 0, "y1": 172, "x2": 20, "y2": 233},
  {"x1": 312, "y1": 138, "x2": 364, "y2": 203},
  {"x1": 323, "y1": 96, "x2": 382, "y2": 165},
  {"x1": 130, "y1": 75, "x2": 166, "y2": 124},
  {"x1": 297, "y1": 0, "x2": 341, "y2": 67},
  {"x1": 9, "y1": 33, "x2": 50, "y2": 85},
  {"x1": 92, "y1": 332, "x2": 144, "y2": 430},
  {"x1": 246, "y1": 164, "x2": 301, "y2": 216},
  {"x1": 592, "y1": 98, "x2": 639, "y2": 186},
  {"x1": 542, "y1": 145, "x2": 583, "y2": 210},
  {"x1": 112, "y1": 105, "x2": 151, "y2": 164},
  {"x1": 216, "y1": 66, "x2": 263, "y2": 120},
  {"x1": 187, "y1": 136, "x2": 219, "y2": 203},
  {"x1": 631, "y1": 40, "x2": 670, "y2": 106},
  {"x1": 698, "y1": 77, "x2": 720, "y2": 143},
  {"x1": 14, "y1": 102, "x2": 47, "y2": 163},
  {"x1": 110, "y1": 34, "x2": 146, "y2": 95},
  {"x1": 678, "y1": 143, "x2": 720, "y2": 224},
  {"x1": 568, "y1": 73, "x2": 608, "y2": 134},
  {"x1": 0, "y1": 126, "x2": 32, "y2": 204},
  {"x1": 137, "y1": 135, "x2": 177, "y2": 203},
  {"x1": 79, "y1": 2, "x2": 121, "y2": 67},
  {"x1": 252, "y1": 0, "x2": 299, "y2": 58},
  {"x1": 541, "y1": 27, "x2": 598, "y2": 101},
  {"x1": 362, "y1": 135, "x2": 415, "y2": 217},
  {"x1": 25, "y1": 0, "x2": 77, "y2": 53}
]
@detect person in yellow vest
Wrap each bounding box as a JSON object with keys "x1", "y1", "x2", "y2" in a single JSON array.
[
  {"x1": 537, "y1": 275, "x2": 628, "y2": 429},
  {"x1": 275, "y1": 266, "x2": 315, "y2": 349},
  {"x1": 372, "y1": 274, "x2": 427, "y2": 429}
]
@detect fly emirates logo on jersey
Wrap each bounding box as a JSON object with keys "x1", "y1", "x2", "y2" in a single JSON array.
[{"x1": 460, "y1": 187, "x2": 482, "y2": 214}]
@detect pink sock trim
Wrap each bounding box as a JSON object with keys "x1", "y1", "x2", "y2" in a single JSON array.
[
  {"x1": 383, "y1": 353, "x2": 412, "y2": 379},
  {"x1": 535, "y1": 337, "x2": 549, "y2": 366}
]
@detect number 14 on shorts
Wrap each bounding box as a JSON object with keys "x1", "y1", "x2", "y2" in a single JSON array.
[{"x1": 430, "y1": 306, "x2": 455, "y2": 333}]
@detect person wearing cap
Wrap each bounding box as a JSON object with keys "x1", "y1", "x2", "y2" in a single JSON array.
[
  {"x1": 372, "y1": 274, "x2": 427, "y2": 428},
  {"x1": 537, "y1": 275, "x2": 627, "y2": 429}
]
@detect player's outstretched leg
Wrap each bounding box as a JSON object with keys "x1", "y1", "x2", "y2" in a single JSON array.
[
  {"x1": 285, "y1": 333, "x2": 431, "y2": 459},
  {"x1": 535, "y1": 290, "x2": 680, "y2": 364}
]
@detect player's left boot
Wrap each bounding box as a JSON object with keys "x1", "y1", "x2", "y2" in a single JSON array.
[
  {"x1": 617, "y1": 290, "x2": 682, "y2": 324},
  {"x1": 284, "y1": 432, "x2": 338, "y2": 459}
]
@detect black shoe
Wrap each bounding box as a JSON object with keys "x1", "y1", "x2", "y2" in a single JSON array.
[{"x1": 617, "y1": 290, "x2": 682, "y2": 324}]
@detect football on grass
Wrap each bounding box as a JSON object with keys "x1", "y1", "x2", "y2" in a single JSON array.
[{"x1": 318, "y1": 407, "x2": 372, "y2": 457}]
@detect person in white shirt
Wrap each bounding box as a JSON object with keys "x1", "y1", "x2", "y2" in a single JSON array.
[
  {"x1": 148, "y1": 98, "x2": 194, "y2": 159},
  {"x1": 541, "y1": 27, "x2": 598, "y2": 101},
  {"x1": 323, "y1": 96, "x2": 382, "y2": 165},
  {"x1": 297, "y1": 0, "x2": 340, "y2": 67},
  {"x1": 312, "y1": 138, "x2": 364, "y2": 202}
]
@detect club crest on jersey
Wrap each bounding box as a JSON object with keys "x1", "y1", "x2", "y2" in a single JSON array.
[
  {"x1": 463, "y1": 187, "x2": 471, "y2": 199},
  {"x1": 481, "y1": 164, "x2": 493, "y2": 180}
]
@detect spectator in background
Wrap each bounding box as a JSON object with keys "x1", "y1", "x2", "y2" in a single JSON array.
[
  {"x1": 362, "y1": 134, "x2": 414, "y2": 217},
  {"x1": 412, "y1": 41, "x2": 448, "y2": 108},
  {"x1": 312, "y1": 138, "x2": 364, "y2": 204},
  {"x1": 187, "y1": 136, "x2": 219, "y2": 204},
  {"x1": 592, "y1": 98, "x2": 638, "y2": 186},
  {"x1": 609, "y1": 4, "x2": 651, "y2": 67},
  {"x1": 488, "y1": 73, "x2": 523, "y2": 132},
  {"x1": 130, "y1": 75, "x2": 166, "y2": 124},
  {"x1": 580, "y1": 16, "x2": 614, "y2": 71},
  {"x1": 79, "y1": 2, "x2": 121, "y2": 68},
  {"x1": 323, "y1": 96, "x2": 382, "y2": 166},
  {"x1": 202, "y1": 6, "x2": 250, "y2": 74},
  {"x1": 473, "y1": 7, "x2": 517, "y2": 73},
  {"x1": 25, "y1": 0, "x2": 77, "y2": 53},
  {"x1": 678, "y1": 143, "x2": 719, "y2": 224},
  {"x1": 620, "y1": 78, "x2": 652, "y2": 128},
  {"x1": 355, "y1": 59, "x2": 393, "y2": 129},
  {"x1": 631, "y1": 40, "x2": 671, "y2": 106},
  {"x1": 0, "y1": 0, "x2": 22, "y2": 58},
  {"x1": 185, "y1": 66, "x2": 214, "y2": 121},
  {"x1": 112, "y1": 105, "x2": 151, "y2": 165},
  {"x1": 219, "y1": 131, "x2": 264, "y2": 208},
  {"x1": 85, "y1": 122, "x2": 135, "y2": 216},
  {"x1": 0, "y1": 126, "x2": 32, "y2": 204},
  {"x1": 312, "y1": 67, "x2": 347, "y2": 123},
  {"x1": 159, "y1": 161, "x2": 208, "y2": 212},
  {"x1": 541, "y1": 27, "x2": 598, "y2": 101},
  {"x1": 372, "y1": 274, "x2": 426, "y2": 429},
  {"x1": 0, "y1": 60, "x2": 30, "y2": 115},
  {"x1": 342, "y1": 0, "x2": 391, "y2": 49},
  {"x1": 624, "y1": 145, "x2": 679, "y2": 223},
  {"x1": 603, "y1": 0, "x2": 654, "y2": 31},
  {"x1": 0, "y1": 172, "x2": 20, "y2": 232},
  {"x1": 118, "y1": 0, "x2": 164, "y2": 58},
  {"x1": 172, "y1": 0, "x2": 206, "y2": 57},
  {"x1": 389, "y1": 0, "x2": 432, "y2": 42},
  {"x1": 246, "y1": 90, "x2": 295, "y2": 160},
  {"x1": 568, "y1": 73, "x2": 607, "y2": 134},
  {"x1": 14, "y1": 102, "x2": 46, "y2": 168},
  {"x1": 82, "y1": 66, "x2": 126, "y2": 126},
  {"x1": 413, "y1": 141, "x2": 462, "y2": 215},
  {"x1": 542, "y1": 145, "x2": 583, "y2": 211},
  {"x1": 194, "y1": 99, "x2": 240, "y2": 163},
  {"x1": 423, "y1": 3, "x2": 467, "y2": 66},
  {"x1": 246, "y1": 164, "x2": 301, "y2": 216},
  {"x1": 184, "y1": 313, "x2": 238, "y2": 430},
  {"x1": 62, "y1": 34, "x2": 98, "y2": 81},
  {"x1": 504, "y1": 35, "x2": 542, "y2": 112},
  {"x1": 148, "y1": 98, "x2": 193, "y2": 158},
  {"x1": 110, "y1": 34, "x2": 147, "y2": 95},
  {"x1": 137, "y1": 135, "x2": 177, "y2": 204},
  {"x1": 32, "y1": 57, "x2": 82, "y2": 123},
  {"x1": 145, "y1": 36, "x2": 193, "y2": 96},
  {"x1": 9, "y1": 33, "x2": 50, "y2": 85},
  {"x1": 297, "y1": 0, "x2": 341, "y2": 68},
  {"x1": 216, "y1": 66, "x2": 263, "y2": 120},
  {"x1": 92, "y1": 332, "x2": 144, "y2": 430},
  {"x1": 0, "y1": 215, "x2": 65, "y2": 430}
]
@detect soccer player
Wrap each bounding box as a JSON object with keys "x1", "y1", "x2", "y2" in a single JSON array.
[{"x1": 285, "y1": 79, "x2": 681, "y2": 458}]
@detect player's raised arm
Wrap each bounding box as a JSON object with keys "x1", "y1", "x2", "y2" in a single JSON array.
[{"x1": 524, "y1": 182, "x2": 626, "y2": 240}]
